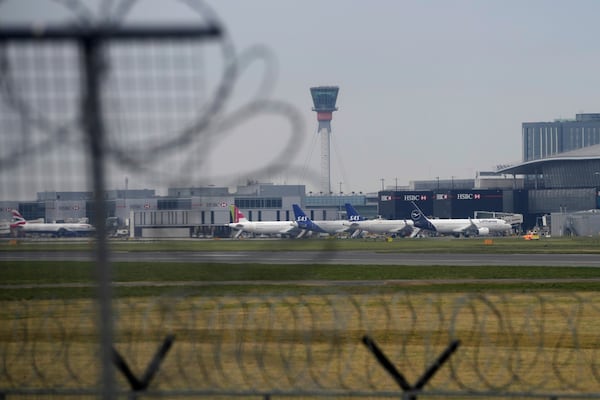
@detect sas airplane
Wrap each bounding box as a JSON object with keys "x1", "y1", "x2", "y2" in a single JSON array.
[
  {"x1": 409, "y1": 202, "x2": 512, "y2": 237},
  {"x1": 10, "y1": 209, "x2": 95, "y2": 237},
  {"x1": 292, "y1": 204, "x2": 351, "y2": 237},
  {"x1": 228, "y1": 205, "x2": 297, "y2": 238},
  {"x1": 344, "y1": 203, "x2": 413, "y2": 237}
]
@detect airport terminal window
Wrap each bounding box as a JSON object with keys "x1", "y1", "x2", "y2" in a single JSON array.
[{"x1": 236, "y1": 198, "x2": 282, "y2": 208}]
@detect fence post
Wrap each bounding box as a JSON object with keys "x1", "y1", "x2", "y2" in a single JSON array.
[
  {"x1": 363, "y1": 335, "x2": 460, "y2": 400},
  {"x1": 113, "y1": 334, "x2": 175, "y2": 395}
]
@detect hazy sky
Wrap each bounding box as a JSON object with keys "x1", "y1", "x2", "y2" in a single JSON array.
[{"x1": 2, "y1": 1, "x2": 600, "y2": 197}]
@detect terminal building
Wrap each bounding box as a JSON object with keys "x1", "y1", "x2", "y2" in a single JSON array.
[
  {"x1": 4, "y1": 114, "x2": 600, "y2": 237},
  {"x1": 0, "y1": 183, "x2": 374, "y2": 238},
  {"x1": 377, "y1": 113, "x2": 600, "y2": 234}
]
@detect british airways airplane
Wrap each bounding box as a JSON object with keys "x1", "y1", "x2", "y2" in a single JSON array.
[
  {"x1": 409, "y1": 202, "x2": 512, "y2": 237},
  {"x1": 228, "y1": 205, "x2": 297, "y2": 238},
  {"x1": 10, "y1": 209, "x2": 95, "y2": 237}
]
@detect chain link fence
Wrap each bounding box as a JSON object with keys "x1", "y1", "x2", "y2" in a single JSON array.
[{"x1": 1, "y1": 1, "x2": 600, "y2": 399}]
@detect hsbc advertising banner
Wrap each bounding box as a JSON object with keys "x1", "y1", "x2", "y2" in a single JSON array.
[
  {"x1": 378, "y1": 191, "x2": 433, "y2": 219},
  {"x1": 378, "y1": 190, "x2": 505, "y2": 219},
  {"x1": 433, "y1": 189, "x2": 504, "y2": 218},
  {"x1": 449, "y1": 189, "x2": 503, "y2": 218}
]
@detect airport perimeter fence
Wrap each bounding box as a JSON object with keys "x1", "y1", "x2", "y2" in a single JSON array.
[
  {"x1": 2, "y1": 291, "x2": 600, "y2": 399},
  {"x1": 2, "y1": 1, "x2": 600, "y2": 399}
]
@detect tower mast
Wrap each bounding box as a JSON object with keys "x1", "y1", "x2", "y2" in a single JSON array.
[{"x1": 310, "y1": 86, "x2": 339, "y2": 195}]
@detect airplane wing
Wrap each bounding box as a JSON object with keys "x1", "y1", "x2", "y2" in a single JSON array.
[
  {"x1": 276, "y1": 222, "x2": 299, "y2": 234},
  {"x1": 452, "y1": 220, "x2": 479, "y2": 235},
  {"x1": 452, "y1": 225, "x2": 472, "y2": 233}
]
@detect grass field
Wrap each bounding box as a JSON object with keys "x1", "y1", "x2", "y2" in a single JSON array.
[
  {"x1": 2, "y1": 235, "x2": 600, "y2": 299},
  {"x1": 2, "y1": 236, "x2": 600, "y2": 395}
]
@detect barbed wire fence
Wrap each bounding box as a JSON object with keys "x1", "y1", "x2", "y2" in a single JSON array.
[
  {"x1": 2, "y1": 292, "x2": 600, "y2": 399},
  {"x1": 1, "y1": 1, "x2": 600, "y2": 399}
]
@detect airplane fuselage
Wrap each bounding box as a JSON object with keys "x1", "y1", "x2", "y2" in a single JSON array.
[
  {"x1": 15, "y1": 222, "x2": 95, "y2": 237},
  {"x1": 350, "y1": 219, "x2": 414, "y2": 235},
  {"x1": 306, "y1": 220, "x2": 349, "y2": 235},
  {"x1": 228, "y1": 221, "x2": 297, "y2": 236},
  {"x1": 427, "y1": 218, "x2": 511, "y2": 235}
]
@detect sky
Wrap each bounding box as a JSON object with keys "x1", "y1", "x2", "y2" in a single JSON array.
[{"x1": 2, "y1": 1, "x2": 600, "y2": 198}]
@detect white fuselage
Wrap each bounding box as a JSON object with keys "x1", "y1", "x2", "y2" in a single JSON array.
[
  {"x1": 350, "y1": 219, "x2": 414, "y2": 235},
  {"x1": 308, "y1": 220, "x2": 350, "y2": 235},
  {"x1": 428, "y1": 218, "x2": 512, "y2": 235},
  {"x1": 228, "y1": 220, "x2": 297, "y2": 236},
  {"x1": 0, "y1": 221, "x2": 10, "y2": 236},
  {"x1": 16, "y1": 221, "x2": 95, "y2": 236}
]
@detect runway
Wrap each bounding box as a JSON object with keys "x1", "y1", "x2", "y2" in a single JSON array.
[{"x1": 2, "y1": 250, "x2": 600, "y2": 267}]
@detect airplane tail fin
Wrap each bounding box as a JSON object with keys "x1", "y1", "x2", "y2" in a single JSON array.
[
  {"x1": 10, "y1": 209, "x2": 26, "y2": 229},
  {"x1": 292, "y1": 204, "x2": 325, "y2": 233},
  {"x1": 230, "y1": 205, "x2": 247, "y2": 223},
  {"x1": 409, "y1": 202, "x2": 437, "y2": 232},
  {"x1": 344, "y1": 203, "x2": 364, "y2": 222},
  {"x1": 292, "y1": 204, "x2": 310, "y2": 229},
  {"x1": 11, "y1": 209, "x2": 25, "y2": 221}
]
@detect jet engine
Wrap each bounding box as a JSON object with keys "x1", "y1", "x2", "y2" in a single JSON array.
[{"x1": 477, "y1": 227, "x2": 490, "y2": 236}]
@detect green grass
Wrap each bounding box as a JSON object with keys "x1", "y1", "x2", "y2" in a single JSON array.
[
  {"x1": 2, "y1": 261, "x2": 600, "y2": 300},
  {"x1": 3, "y1": 236, "x2": 600, "y2": 299},
  {"x1": 4, "y1": 261, "x2": 600, "y2": 283}
]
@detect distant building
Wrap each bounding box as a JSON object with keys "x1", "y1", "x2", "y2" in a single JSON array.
[{"x1": 523, "y1": 113, "x2": 600, "y2": 162}]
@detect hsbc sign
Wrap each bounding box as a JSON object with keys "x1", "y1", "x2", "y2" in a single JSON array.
[
  {"x1": 456, "y1": 193, "x2": 482, "y2": 200},
  {"x1": 403, "y1": 195, "x2": 427, "y2": 201}
]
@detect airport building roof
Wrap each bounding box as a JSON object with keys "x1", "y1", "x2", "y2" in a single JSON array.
[{"x1": 498, "y1": 144, "x2": 600, "y2": 175}]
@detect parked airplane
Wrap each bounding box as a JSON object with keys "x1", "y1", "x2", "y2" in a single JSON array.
[
  {"x1": 344, "y1": 203, "x2": 413, "y2": 237},
  {"x1": 228, "y1": 205, "x2": 297, "y2": 238},
  {"x1": 0, "y1": 221, "x2": 10, "y2": 236},
  {"x1": 10, "y1": 209, "x2": 95, "y2": 237},
  {"x1": 292, "y1": 204, "x2": 351, "y2": 236},
  {"x1": 409, "y1": 202, "x2": 512, "y2": 237}
]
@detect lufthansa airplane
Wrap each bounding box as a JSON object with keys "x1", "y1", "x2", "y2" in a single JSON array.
[
  {"x1": 409, "y1": 202, "x2": 512, "y2": 237},
  {"x1": 228, "y1": 205, "x2": 297, "y2": 238}
]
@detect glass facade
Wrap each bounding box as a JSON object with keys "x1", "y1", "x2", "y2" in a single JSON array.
[
  {"x1": 543, "y1": 160, "x2": 600, "y2": 188},
  {"x1": 310, "y1": 86, "x2": 339, "y2": 111},
  {"x1": 523, "y1": 114, "x2": 600, "y2": 162},
  {"x1": 235, "y1": 198, "x2": 282, "y2": 209}
]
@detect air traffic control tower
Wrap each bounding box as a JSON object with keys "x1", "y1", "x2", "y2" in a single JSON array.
[{"x1": 310, "y1": 86, "x2": 339, "y2": 195}]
